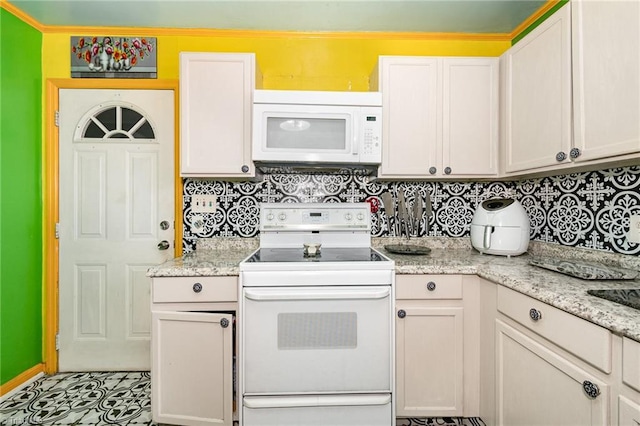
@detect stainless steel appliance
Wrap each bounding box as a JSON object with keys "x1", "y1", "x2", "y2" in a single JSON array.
[
  {"x1": 470, "y1": 198, "x2": 530, "y2": 257},
  {"x1": 239, "y1": 203, "x2": 395, "y2": 426},
  {"x1": 252, "y1": 90, "x2": 382, "y2": 168}
]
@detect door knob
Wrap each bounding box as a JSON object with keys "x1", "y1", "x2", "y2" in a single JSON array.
[{"x1": 157, "y1": 240, "x2": 170, "y2": 250}]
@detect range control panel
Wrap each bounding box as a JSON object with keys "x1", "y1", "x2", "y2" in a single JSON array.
[{"x1": 260, "y1": 203, "x2": 370, "y2": 231}]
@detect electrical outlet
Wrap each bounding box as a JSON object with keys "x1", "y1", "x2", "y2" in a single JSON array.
[
  {"x1": 628, "y1": 214, "x2": 640, "y2": 244},
  {"x1": 192, "y1": 195, "x2": 217, "y2": 213}
]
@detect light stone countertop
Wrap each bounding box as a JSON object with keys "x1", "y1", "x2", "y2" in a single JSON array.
[{"x1": 147, "y1": 237, "x2": 640, "y2": 342}]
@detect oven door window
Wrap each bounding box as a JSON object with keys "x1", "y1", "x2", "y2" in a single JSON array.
[{"x1": 242, "y1": 286, "x2": 392, "y2": 394}]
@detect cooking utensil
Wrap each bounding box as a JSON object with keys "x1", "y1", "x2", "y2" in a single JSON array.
[
  {"x1": 398, "y1": 188, "x2": 410, "y2": 237},
  {"x1": 412, "y1": 193, "x2": 423, "y2": 236},
  {"x1": 380, "y1": 192, "x2": 395, "y2": 236},
  {"x1": 425, "y1": 190, "x2": 432, "y2": 235}
]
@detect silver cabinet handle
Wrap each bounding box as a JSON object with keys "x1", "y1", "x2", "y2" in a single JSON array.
[
  {"x1": 220, "y1": 318, "x2": 230, "y2": 328},
  {"x1": 429, "y1": 167, "x2": 437, "y2": 175},
  {"x1": 426, "y1": 281, "x2": 436, "y2": 291},
  {"x1": 157, "y1": 240, "x2": 170, "y2": 250},
  {"x1": 570, "y1": 147, "x2": 581, "y2": 159},
  {"x1": 241, "y1": 165, "x2": 250, "y2": 173},
  {"x1": 159, "y1": 220, "x2": 170, "y2": 230},
  {"x1": 192, "y1": 283, "x2": 202, "y2": 293},
  {"x1": 582, "y1": 381, "x2": 600, "y2": 399},
  {"x1": 556, "y1": 151, "x2": 567, "y2": 162},
  {"x1": 444, "y1": 167, "x2": 452, "y2": 175},
  {"x1": 397, "y1": 309, "x2": 407, "y2": 319},
  {"x1": 529, "y1": 308, "x2": 542, "y2": 322}
]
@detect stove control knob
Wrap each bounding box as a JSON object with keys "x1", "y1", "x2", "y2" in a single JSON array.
[
  {"x1": 344, "y1": 213, "x2": 353, "y2": 221},
  {"x1": 278, "y1": 213, "x2": 287, "y2": 221},
  {"x1": 266, "y1": 213, "x2": 274, "y2": 221},
  {"x1": 357, "y1": 213, "x2": 365, "y2": 221}
]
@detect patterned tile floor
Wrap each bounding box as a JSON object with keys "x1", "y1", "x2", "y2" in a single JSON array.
[{"x1": 0, "y1": 372, "x2": 486, "y2": 426}]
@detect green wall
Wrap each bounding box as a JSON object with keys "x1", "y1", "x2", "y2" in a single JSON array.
[{"x1": 0, "y1": 8, "x2": 43, "y2": 385}]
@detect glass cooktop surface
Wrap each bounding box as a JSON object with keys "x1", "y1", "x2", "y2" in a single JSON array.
[
  {"x1": 530, "y1": 257, "x2": 639, "y2": 280},
  {"x1": 587, "y1": 288, "x2": 640, "y2": 310},
  {"x1": 245, "y1": 247, "x2": 386, "y2": 263}
]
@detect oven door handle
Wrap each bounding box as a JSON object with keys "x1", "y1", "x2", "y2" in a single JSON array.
[
  {"x1": 243, "y1": 394, "x2": 392, "y2": 409},
  {"x1": 244, "y1": 287, "x2": 390, "y2": 301}
]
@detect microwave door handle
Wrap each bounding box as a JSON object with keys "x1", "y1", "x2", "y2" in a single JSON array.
[
  {"x1": 351, "y1": 116, "x2": 359, "y2": 156},
  {"x1": 244, "y1": 288, "x2": 390, "y2": 301}
]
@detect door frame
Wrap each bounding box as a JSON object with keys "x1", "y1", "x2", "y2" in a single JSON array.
[{"x1": 44, "y1": 78, "x2": 182, "y2": 374}]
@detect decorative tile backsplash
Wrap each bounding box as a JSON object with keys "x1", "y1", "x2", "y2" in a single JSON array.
[{"x1": 182, "y1": 165, "x2": 640, "y2": 256}]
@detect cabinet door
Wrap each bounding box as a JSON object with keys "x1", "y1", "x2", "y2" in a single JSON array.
[
  {"x1": 396, "y1": 306, "x2": 464, "y2": 416},
  {"x1": 572, "y1": 0, "x2": 640, "y2": 162},
  {"x1": 503, "y1": 3, "x2": 572, "y2": 173},
  {"x1": 378, "y1": 56, "x2": 438, "y2": 178},
  {"x1": 496, "y1": 320, "x2": 609, "y2": 426},
  {"x1": 619, "y1": 395, "x2": 640, "y2": 426},
  {"x1": 152, "y1": 311, "x2": 233, "y2": 426},
  {"x1": 442, "y1": 57, "x2": 498, "y2": 176},
  {"x1": 180, "y1": 52, "x2": 255, "y2": 177}
]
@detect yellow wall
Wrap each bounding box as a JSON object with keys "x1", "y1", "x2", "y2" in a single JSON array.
[{"x1": 44, "y1": 31, "x2": 510, "y2": 90}]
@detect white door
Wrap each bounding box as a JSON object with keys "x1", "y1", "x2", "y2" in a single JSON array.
[{"x1": 58, "y1": 89, "x2": 175, "y2": 371}]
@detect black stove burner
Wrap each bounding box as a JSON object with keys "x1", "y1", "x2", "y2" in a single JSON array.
[
  {"x1": 245, "y1": 247, "x2": 386, "y2": 263},
  {"x1": 587, "y1": 289, "x2": 640, "y2": 310}
]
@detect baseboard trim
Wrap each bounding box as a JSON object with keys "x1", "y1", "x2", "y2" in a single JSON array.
[{"x1": 0, "y1": 364, "x2": 45, "y2": 398}]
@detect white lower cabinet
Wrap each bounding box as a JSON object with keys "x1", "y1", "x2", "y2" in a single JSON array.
[
  {"x1": 151, "y1": 276, "x2": 237, "y2": 426},
  {"x1": 619, "y1": 395, "x2": 640, "y2": 426},
  {"x1": 494, "y1": 286, "x2": 612, "y2": 426},
  {"x1": 495, "y1": 319, "x2": 609, "y2": 426},
  {"x1": 395, "y1": 275, "x2": 479, "y2": 417}
]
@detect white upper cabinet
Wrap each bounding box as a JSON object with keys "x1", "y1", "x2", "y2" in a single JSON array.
[
  {"x1": 571, "y1": 0, "x2": 640, "y2": 162},
  {"x1": 376, "y1": 56, "x2": 498, "y2": 179},
  {"x1": 442, "y1": 58, "x2": 499, "y2": 177},
  {"x1": 377, "y1": 56, "x2": 439, "y2": 178},
  {"x1": 503, "y1": 3, "x2": 572, "y2": 173},
  {"x1": 180, "y1": 52, "x2": 257, "y2": 178}
]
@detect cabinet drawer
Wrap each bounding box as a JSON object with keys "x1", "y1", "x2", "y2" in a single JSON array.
[
  {"x1": 623, "y1": 337, "x2": 640, "y2": 392},
  {"x1": 396, "y1": 275, "x2": 463, "y2": 300},
  {"x1": 152, "y1": 276, "x2": 237, "y2": 303},
  {"x1": 497, "y1": 286, "x2": 611, "y2": 373}
]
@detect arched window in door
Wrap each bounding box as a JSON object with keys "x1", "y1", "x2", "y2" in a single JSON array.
[{"x1": 75, "y1": 104, "x2": 156, "y2": 141}]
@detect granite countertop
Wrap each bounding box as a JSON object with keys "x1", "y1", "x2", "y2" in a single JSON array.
[{"x1": 147, "y1": 237, "x2": 640, "y2": 342}]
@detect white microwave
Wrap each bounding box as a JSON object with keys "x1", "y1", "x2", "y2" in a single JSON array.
[{"x1": 252, "y1": 90, "x2": 382, "y2": 165}]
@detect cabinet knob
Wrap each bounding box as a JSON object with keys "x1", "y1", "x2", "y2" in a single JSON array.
[
  {"x1": 192, "y1": 282, "x2": 202, "y2": 293},
  {"x1": 220, "y1": 318, "x2": 230, "y2": 328},
  {"x1": 397, "y1": 309, "x2": 407, "y2": 319},
  {"x1": 582, "y1": 381, "x2": 600, "y2": 399},
  {"x1": 570, "y1": 147, "x2": 581, "y2": 159},
  {"x1": 444, "y1": 167, "x2": 452, "y2": 175},
  {"x1": 157, "y1": 240, "x2": 170, "y2": 250},
  {"x1": 426, "y1": 281, "x2": 436, "y2": 291},
  {"x1": 429, "y1": 167, "x2": 437, "y2": 175},
  {"x1": 241, "y1": 165, "x2": 250, "y2": 173},
  {"x1": 556, "y1": 151, "x2": 567, "y2": 162},
  {"x1": 529, "y1": 308, "x2": 542, "y2": 322}
]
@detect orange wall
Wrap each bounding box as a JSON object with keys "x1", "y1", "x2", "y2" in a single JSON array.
[{"x1": 44, "y1": 31, "x2": 510, "y2": 90}]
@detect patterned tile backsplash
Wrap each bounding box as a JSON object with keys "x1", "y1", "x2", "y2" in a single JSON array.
[{"x1": 182, "y1": 165, "x2": 640, "y2": 256}]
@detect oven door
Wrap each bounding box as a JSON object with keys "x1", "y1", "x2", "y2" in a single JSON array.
[{"x1": 242, "y1": 285, "x2": 392, "y2": 394}]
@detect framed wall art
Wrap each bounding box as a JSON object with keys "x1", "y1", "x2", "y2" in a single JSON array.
[{"x1": 71, "y1": 36, "x2": 157, "y2": 78}]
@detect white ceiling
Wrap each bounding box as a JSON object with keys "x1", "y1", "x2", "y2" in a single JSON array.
[{"x1": 7, "y1": 0, "x2": 548, "y2": 33}]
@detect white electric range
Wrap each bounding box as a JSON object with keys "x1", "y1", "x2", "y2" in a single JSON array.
[{"x1": 239, "y1": 202, "x2": 395, "y2": 426}]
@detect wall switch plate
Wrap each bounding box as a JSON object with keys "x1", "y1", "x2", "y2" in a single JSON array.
[
  {"x1": 628, "y1": 214, "x2": 640, "y2": 244},
  {"x1": 192, "y1": 195, "x2": 217, "y2": 213}
]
